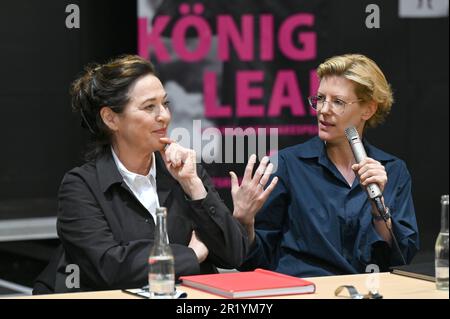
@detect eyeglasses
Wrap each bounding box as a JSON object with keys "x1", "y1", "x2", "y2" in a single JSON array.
[{"x1": 308, "y1": 95, "x2": 362, "y2": 115}]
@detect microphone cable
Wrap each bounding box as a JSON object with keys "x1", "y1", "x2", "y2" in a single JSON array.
[{"x1": 373, "y1": 196, "x2": 407, "y2": 265}]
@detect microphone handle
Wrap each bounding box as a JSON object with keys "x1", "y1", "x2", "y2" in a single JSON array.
[{"x1": 348, "y1": 138, "x2": 382, "y2": 199}]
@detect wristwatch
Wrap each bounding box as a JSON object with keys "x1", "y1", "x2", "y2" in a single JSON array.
[{"x1": 373, "y1": 207, "x2": 391, "y2": 221}]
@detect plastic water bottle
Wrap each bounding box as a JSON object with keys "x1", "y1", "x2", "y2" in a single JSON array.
[
  {"x1": 148, "y1": 207, "x2": 175, "y2": 298},
  {"x1": 435, "y1": 195, "x2": 449, "y2": 290}
]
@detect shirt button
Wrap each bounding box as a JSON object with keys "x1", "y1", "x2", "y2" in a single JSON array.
[
  {"x1": 145, "y1": 219, "x2": 149, "y2": 223},
  {"x1": 209, "y1": 207, "x2": 216, "y2": 215}
]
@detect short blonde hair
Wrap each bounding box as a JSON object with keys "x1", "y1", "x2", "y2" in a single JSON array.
[{"x1": 316, "y1": 54, "x2": 393, "y2": 128}]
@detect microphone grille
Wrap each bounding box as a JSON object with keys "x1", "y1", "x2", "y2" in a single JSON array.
[{"x1": 344, "y1": 126, "x2": 359, "y2": 141}]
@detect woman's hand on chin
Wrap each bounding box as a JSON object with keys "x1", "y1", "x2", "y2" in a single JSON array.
[{"x1": 159, "y1": 137, "x2": 207, "y2": 200}]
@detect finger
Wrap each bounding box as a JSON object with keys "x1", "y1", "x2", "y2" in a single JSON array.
[
  {"x1": 178, "y1": 151, "x2": 191, "y2": 172},
  {"x1": 175, "y1": 149, "x2": 183, "y2": 166},
  {"x1": 360, "y1": 168, "x2": 386, "y2": 181},
  {"x1": 358, "y1": 158, "x2": 372, "y2": 166},
  {"x1": 178, "y1": 159, "x2": 195, "y2": 178},
  {"x1": 357, "y1": 163, "x2": 381, "y2": 177},
  {"x1": 159, "y1": 148, "x2": 169, "y2": 163},
  {"x1": 364, "y1": 157, "x2": 380, "y2": 165},
  {"x1": 169, "y1": 144, "x2": 190, "y2": 165},
  {"x1": 159, "y1": 142, "x2": 173, "y2": 164},
  {"x1": 186, "y1": 152, "x2": 197, "y2": 176},
  {"x1": 356, "y1": 162, "x2": 370, "y2": 175},
  {"x1": 229, "y1": 171, "x2": 239, "y2": 193},
  {"x1": 252, "y1": 156, "x2": 270, "y2": 186},
  {"x1": 188, "y1": 150, "x2": 196, "y2": 165},
  {"x1": 168, "y1": 146, "x2": 179, "y2": 166},
  {"x1": 259, "y1": 163, "x2": 274, "y2": 187},
  {"x1": 159, "y1": 137, "x2": 176, "y2": 149},
  {"x1": 362, "y1": 176, "x2": 386, "y2": 191},
  {"x1": 163, "y1": 143, "x2": 174, "y2": 161},
  {"x1": 243, "y1": 154, "x2": 257, "y2": 182},
  {"x1": 260, "y1": 176, "x2": 279, "y2": 201},
  {"x1": 361, "y1": 158, "x2": 382, "y2": 171},
  {"x1": 351, "y1": 164, "x2": 359, "y2": 171},
  {"x1": 361, "y1": 174, "x2": 387, "y2": 186},
  {"x1": 180, "y1": 148, "x2": 194, "y2": 165}
]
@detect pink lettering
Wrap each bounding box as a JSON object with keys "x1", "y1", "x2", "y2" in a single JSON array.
[
  {"x1": 217, "y1": 15, "x2": 254, "y2": 61},
  {"x1": 206, "y1": 124, "x2": 318, "y2": 136},
  {"x1": 279, "y1": 14, "x2": 316, "y2": 61},
  {"x1": 139, "y1": 11, "x2": 317, "y2": 62},
  {"x1": 203, "y1": 69, "x2": 317, "y2": 119},
  {"x1": 211, "y1": 176, "x2": 243, "y2": 189},
  {"x1": 204, "y1": 72, "x2": 232, "y2": 118},
  {"x1": 137, "y1": 17, "x2": 171, "y2": 62},
  {"x1": 236, "y1": 71, "x2": 265, "y2": 117},
  {"x1": 172, "y1": 4, "x2": 212, "y2": 62},
  {"x1": 260, "y1": 15, "x2": 274, "y2": 61},
  {"x1": 268, "y1": 70, "x2": 305, "y2": 117}
]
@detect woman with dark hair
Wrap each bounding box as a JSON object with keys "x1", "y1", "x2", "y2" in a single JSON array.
[{"x1": 33, "y1": 55, "x2": 277, "y2": 293}]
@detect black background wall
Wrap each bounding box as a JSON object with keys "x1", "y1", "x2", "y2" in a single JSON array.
[
  {"x1": 0, "y1": 0, "x2": 136, "y2": 208},
  {"x1": 0, "y1": 0, "x2": 138, "y2": 286},
  {"x1": 0, "y1": 0, "x2": 448, "y2": 286}
]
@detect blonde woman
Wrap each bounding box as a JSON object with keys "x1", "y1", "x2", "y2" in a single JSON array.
[{"x1": 236, "y1": 54, "x2": 419, "y2": 277}]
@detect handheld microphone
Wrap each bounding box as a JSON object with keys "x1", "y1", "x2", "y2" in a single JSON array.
[
  {"x1": 344, "y1": 127, "x2": 382, "y2": 200},
  {"x1": 344, "y1": 126, "x2": 406, "y2": 265}
]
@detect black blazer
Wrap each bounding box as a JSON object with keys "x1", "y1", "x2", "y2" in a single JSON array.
[{"x1": 34, "y1": 150, "x2": 248, "y2": 293}]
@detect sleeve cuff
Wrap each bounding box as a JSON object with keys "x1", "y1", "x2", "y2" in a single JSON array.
[
  {"x1": 186, "y1": 185, "x2": 227, "y2": 220},
  {"x1": 184, "y1": 185, "x2": 209, "y2": 204},
  {"x1": 238, "y1": 235, "x2": 267, "y2": 271}
]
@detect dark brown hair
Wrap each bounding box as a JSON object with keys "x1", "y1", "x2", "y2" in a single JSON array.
[{"x1": 71, "y1": 55, "x2": 156, "y2": 160}]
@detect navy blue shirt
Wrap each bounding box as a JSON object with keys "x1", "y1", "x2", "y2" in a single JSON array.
[{"x1": 240, "y1": 136, "x2": 419, "y2": 277}]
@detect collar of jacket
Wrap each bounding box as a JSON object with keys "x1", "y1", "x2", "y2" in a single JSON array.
[
  {"x1": 95, "y1": 149, "x2": 175, "y2": 206},
  {"x1": 294, "y1": 136, "x2": 397, "y2": 164}
]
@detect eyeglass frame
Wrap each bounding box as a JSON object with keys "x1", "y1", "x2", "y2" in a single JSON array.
[{"x1": 308, "y1": 95, "x2": 363, "y2": 115}]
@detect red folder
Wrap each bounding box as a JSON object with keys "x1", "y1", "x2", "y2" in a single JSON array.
[{"x1": 180, "y1": 268, "x2": 316, "y2": 298}]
